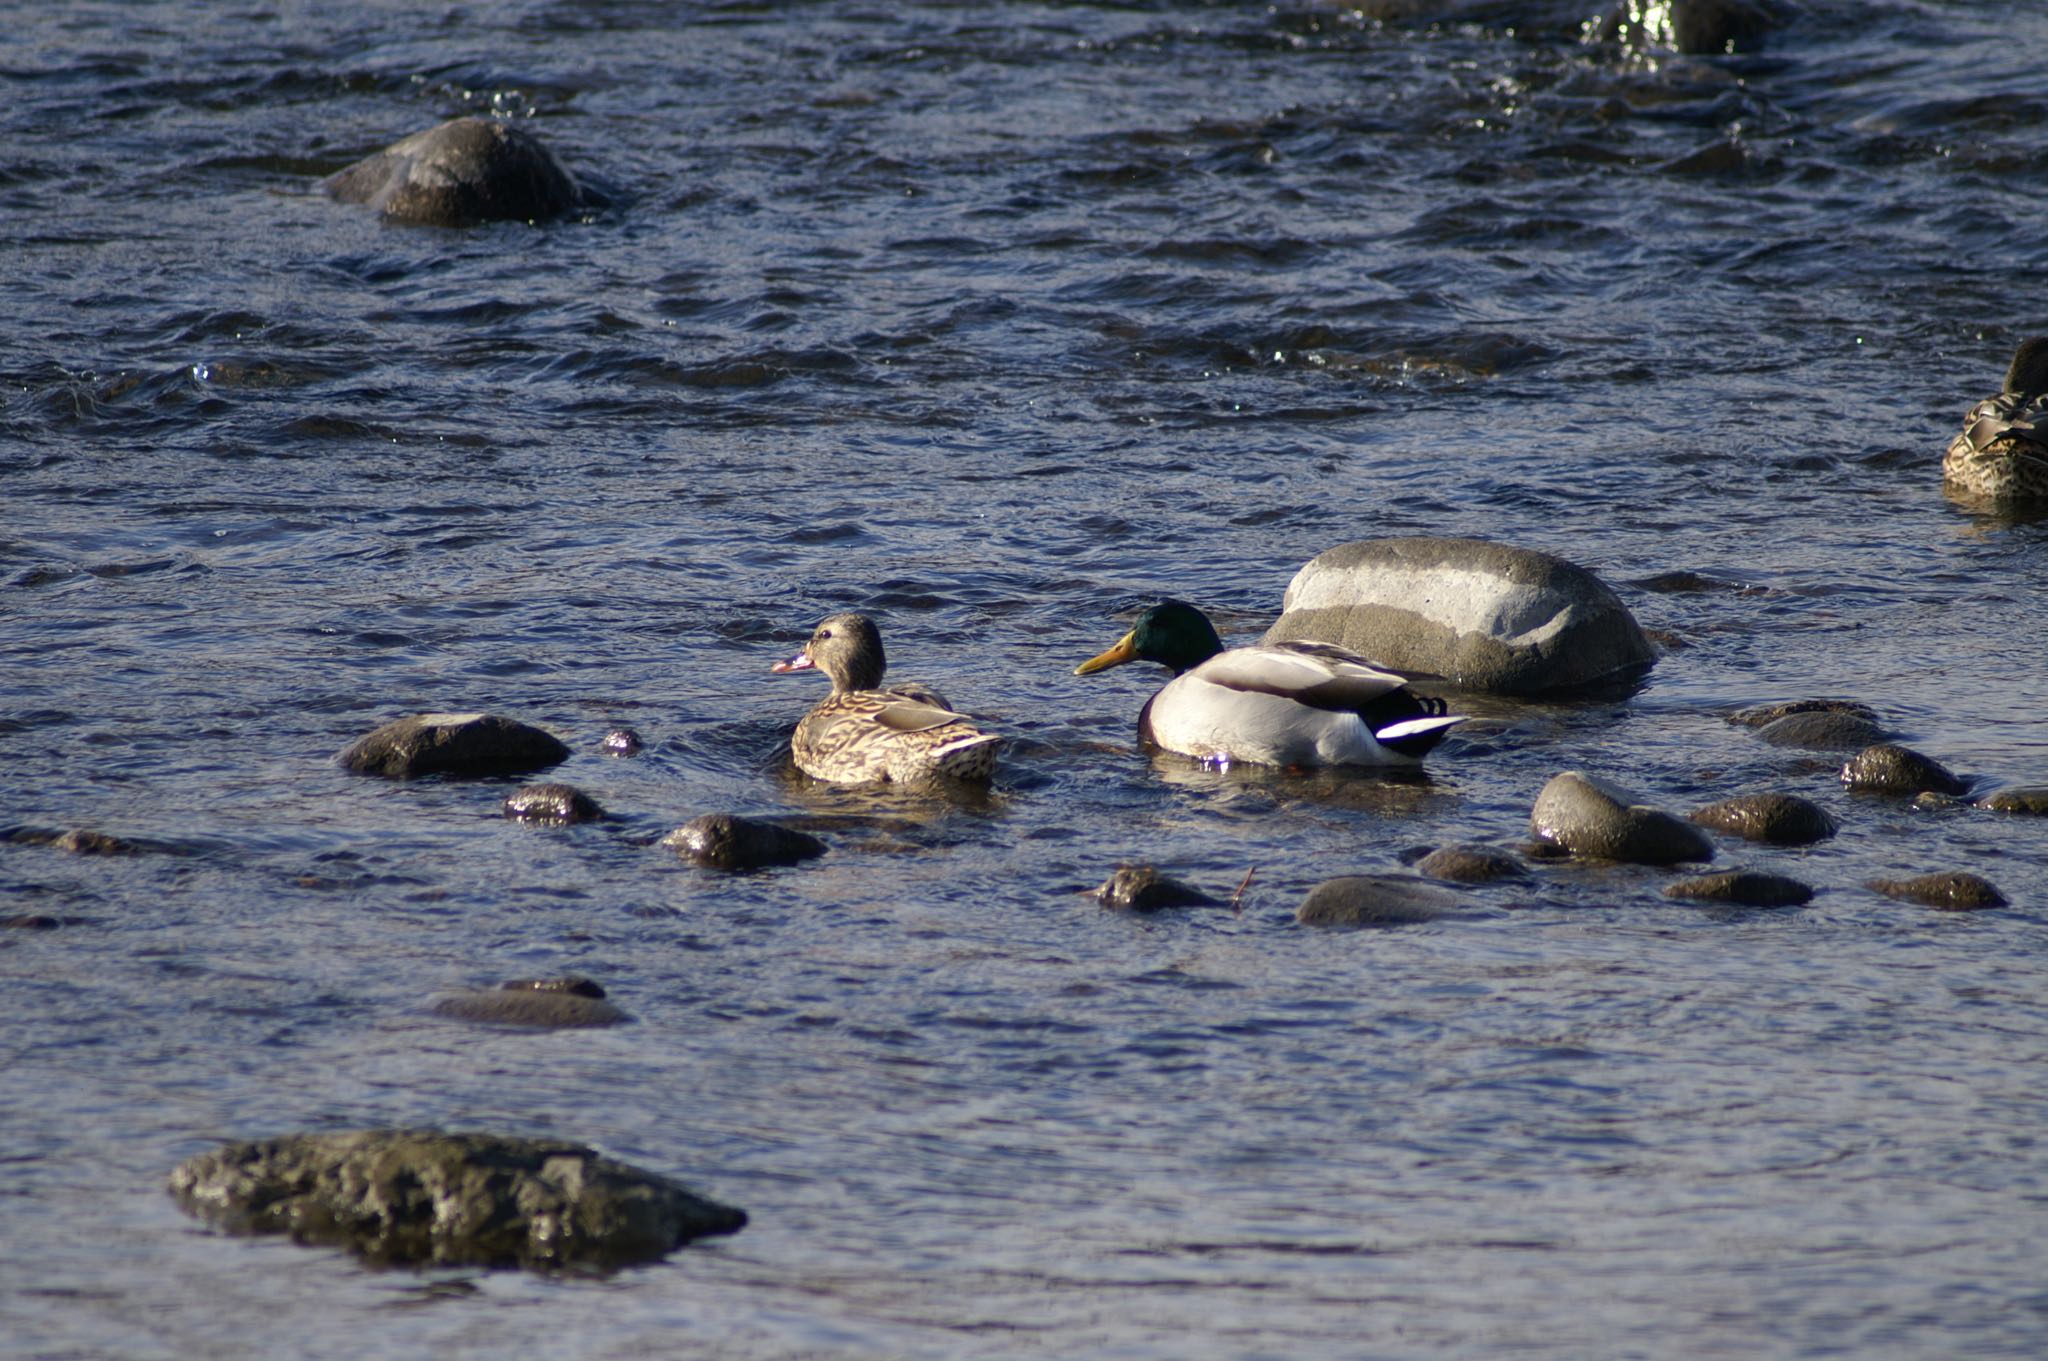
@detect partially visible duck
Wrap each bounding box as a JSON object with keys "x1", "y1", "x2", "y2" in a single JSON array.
[
  {"x1": 1072, "y1": 600, "x2": 1464, "y2": 768},
  {"x1": 771, "y1": 613, "x2": 1001, "y2": 784},
  {"x1": 1945, "y1": 336, "x2": 2048, "y2": 505}
]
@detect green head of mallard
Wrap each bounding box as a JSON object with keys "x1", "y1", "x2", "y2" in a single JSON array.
[{"x1": 1074, "y1": 600, "x2": 1227, "y2": 678}]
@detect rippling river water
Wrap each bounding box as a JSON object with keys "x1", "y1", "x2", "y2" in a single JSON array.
[{"x1": 6, "y1": 3, "x2": 2048, "y2": 1357}]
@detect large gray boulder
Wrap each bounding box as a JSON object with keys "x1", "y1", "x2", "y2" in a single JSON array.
[
  {"x1": 1530, "y1": 771, "x2": 1713, "y2": 864},
  {"x1": 338, "y1": 712, "x2": 569, "y2": 778},
  {"x1": 325, "y1": 117, "x2": 581, "y2": 227},
  {"x1": 1261, "y1": 538, "x2": 1654, "y2": 695},
  {"x1": 168, "y1": 1130, "x2": 744, "y2": 1270}
]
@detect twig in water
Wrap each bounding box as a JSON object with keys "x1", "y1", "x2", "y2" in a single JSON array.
[{"x1": 1228, "y1": 866, "x2": 1256, "y2": 916}]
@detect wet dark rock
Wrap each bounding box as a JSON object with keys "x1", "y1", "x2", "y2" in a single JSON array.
[
  {"x1": 53, "y1": 828, "x2": 145, "y2": 855},
  {"x1": 1093, "y1": 865, "x2": 1218, "y2": 912},
  {"x1": 168, "y1": 1129, "x2": 744, "y2": 1269},
  {"x1": 503, "y1": 782, "x2": 605, "y2": 824},
  {"x1": 1297, "y1": 875, "x2": 1459, "y2": 927},
  {"x1": 602, "y1": 728, "x2": 644, "y2": 756},
  {"x1": 1260, "y1": 537, "x2": 1654, "y2": 696},
  {"x1": 325, "y1": 117, "x2": 581, "y2": 227},
  {"x1": 338, "y1": 712, "x2": 569, "y2": 779},
  {"x1": 664, "y1": 813, "x2": 826, "y2": 870},
  {"x1": 1978, "y1": 786, "x2": 2048, "y2": 815},
  {"x1": 1664, "y1": 869, "x2": 1814, "y2": 907},
  {"x1": 431, "y1": 977, "x2": 628, "y2": 1028},
  {"x1": 7, "y1": 826, "x2": 177, "y2": 856},
  {"x1": 1594, "y1": 0, "x2": 1785, "y2": 53},
  {"x1": 1414, "y1": 844, "x2": 1527, "y2": 883},
  {"x1": 1840, "y1": 744, "x2": 1967, "y2": 797},
  {"x1": 1688, "y1": 793, "x2": 1838, "y2": 845},
  {"x1": 1352, "y1": 1, "x2": 1785, "y2": 54},
  {"x1": 1530, "y1": 771, "x2": 1713, "y2": 865},
  {"x1": 1731, "y1": 699, "x2": 1880, "y2": 728},
  {"x1": 1866, "y1": 872, "x2": 2008, "y2": 911},
  {"x1": 1753, "y1": 711, "x2": 1891, "y2": 751}
]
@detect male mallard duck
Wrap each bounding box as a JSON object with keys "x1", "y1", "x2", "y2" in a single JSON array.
[
  {"x1": 1073, "y1": 600, "x2": 1465, "y2": 767},
  {"x1": 771, "y1": 613, "x2": 1001, "y2": 784},
  {"x1": 1945, "y1": 336, "x2": 2048, "y2": 505}
]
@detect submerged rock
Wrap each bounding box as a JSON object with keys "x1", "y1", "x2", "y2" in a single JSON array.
[
  {"x1": 1413, "y1": 844, "x2": 1527, "y2": 883},
  {"x1": 1594, "y1": 0, "x2": 1785, "y2": 54},
  {"x1": 1688, "y1": 793, "x2": 1838, "y2": 846},
  {"x1": 1866, "y1": 873, "x2": 2008, "y2": 911},
  {"x1": 1753, "y1": 711, "x2": 1891, "y2": 751},
  {"x1": 1839, "y1": 744, "x2": 1967, "y2": 797},
  {"x1": 1261, "y1": 537, "x2": 1653, "y2": 695},
  {"x1": 602, "y1": 728, "x2": 644, "y2": 756},
  {"x1": 338, "y1": 712, "x2": 569, "y2": 779},
  {"x1": 52, "y1": 828, "x2": 146, "y2": 855},
  {"x1": 1093, "y1": 865, "x2": 1219, "y2": 912},
  {"x1": 1664, "y1": 869, "x2": 1814, "y2": 907},
  {"x1": 1352, "y1": 1, "x2": 1786, "y2": 54},
  {"x1": 664, "y1": 813, "x2": 826, "y2": 871},
  {"x1": 1978, "y1": 786, "x2": 2048, "y2": 815},
  {"x1": 325, "y1": 117, "x2": 581, "y2": 227},
  {"x1": 503, "y1": 782, "x2": 605, "y2": 824},
  {"x1": 430, "y1": 977, "x2": 629, "y2": 1029},
  {"x1": 1297, "y1": 875, "x2": 1458, "y2": 927},
  {"x1": 1731, "y1": 698, "x2": 1880, "y2": 728},
  {"x1": 1530, "y1": 771, "x2": 1713, "y2": 865},
  {"x1": 168, "y1": 1130, "x2": 744, "y2": 1269}
]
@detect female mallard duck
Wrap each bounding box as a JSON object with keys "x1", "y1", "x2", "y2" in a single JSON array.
[
  {"x1": 1945, "y1": 336, "x2": 2048, "y2": 505},
  {"x1": 771, "y1": 613, "x2": 1001, "y2": 784},
  {"x1": 1073, "y1": 600, "x2": 1464, "y2": 767}
]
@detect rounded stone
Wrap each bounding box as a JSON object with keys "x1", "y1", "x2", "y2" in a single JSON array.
[
  {"x1": 664, "y1": 813, "x2": 826, "y2": 871},
  {"x1": 1094, "y1": 865, "x2": 1218, "y2": 912},
  {"x1": 1840, "y1": 744, "x2": 1967, "y2": 796},
  {"x1": 1866, "y1": 873, "x2": 2008, "y2": 911},
  {"x1": 338, "y1": 712, "x2": 569, "y2": 779},
  {"x1": 430, "y1": 977, "x2": 628, "y2": 1028},
  {"x1": 1297, "y1": 875, "x2": 1459, "y2": 927},
  {"x1": 1978, "y1": 786, "x2": 2048, "y2": 815},
  {"x1": 1752, "y1": 711, "x2": 1891, "y2": 751},
  {"x1": 1414, "y1": 844, "x2": 1527, "y2": 883},
  {"x1": 602, "y1": 728, "x2": 644, "y2": 756},
  {"x1": 1663, "y1": 870, "x2": 1814, "y2": 907},
  {"x1": 1259, "y1": 537, "x2": 1654, "y2": 696},
  {"x1": 1688, "y1": 793, "x2": 1838, "y2": 846},
  {"x1": 503, "y1": 782, "x2": 605, "y2": 824},
  {"x1": 1731, "y1": 698, "x2": 1880, "y2": 727},
  {"x1": 1530, "y1": 771, "x2": 1714, "y2": 865},
  {"x1": 325, "y1": 117, "x2": 581, "y2": 227},
  {"x1": 168, "y1": 1130, "x2": 744, "y2": 1269}
]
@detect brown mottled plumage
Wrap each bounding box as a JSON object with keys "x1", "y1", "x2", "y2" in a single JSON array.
[
  {"x1": 1944, "y1": 336, "x2": 2048, "y2": 506},
  {"x1": 770, "y1": 613, "x2": 1001, "y2": 784}
]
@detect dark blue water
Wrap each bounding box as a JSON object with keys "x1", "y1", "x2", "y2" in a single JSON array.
[{"x1": 6, "y1": 3, "x2": 2048, "y2": 1357}]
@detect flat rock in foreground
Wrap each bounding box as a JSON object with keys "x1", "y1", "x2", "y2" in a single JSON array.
[
  {"x1": 1261, "y1": 537, "x2": 1654, "y2": 695},
  {"x1": 168, "y1": 1130, "x2": 744, "y2": 1270},
  {"x1": 338, "y1": 712, "x2": 569, "y2": 778}
]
